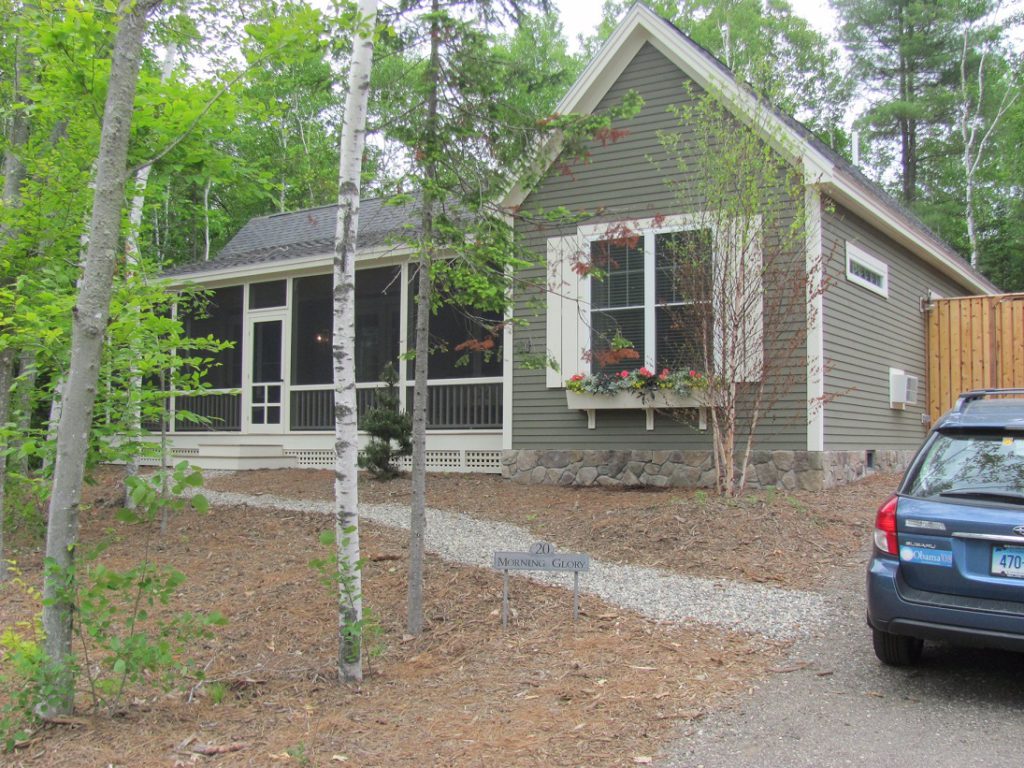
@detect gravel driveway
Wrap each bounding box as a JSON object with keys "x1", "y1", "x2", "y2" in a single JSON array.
[
  {"x1": 661, "y1": 555, "x2": 1024, "y2": 768},
  {"x1": 202, "y1": 486, "x2": 1024, "y2": 766}
]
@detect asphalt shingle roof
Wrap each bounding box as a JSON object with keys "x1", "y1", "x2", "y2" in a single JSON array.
[{"x1": 165, "y1": 195, "x2": 422, "y2": 277}]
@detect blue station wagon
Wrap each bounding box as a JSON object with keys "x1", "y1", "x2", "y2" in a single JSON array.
[{"x1": 866, "y1": 389, "x2": 1024, "y2": 665}]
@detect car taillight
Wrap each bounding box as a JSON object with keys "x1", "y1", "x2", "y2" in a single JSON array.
[{"x1": 873, "y1": 495, "x2": 899, "y2": 555}]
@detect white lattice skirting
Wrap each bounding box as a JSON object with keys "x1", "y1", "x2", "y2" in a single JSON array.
[{"x1": 284, "y1": 448, "x2": 503, "y2": 473}]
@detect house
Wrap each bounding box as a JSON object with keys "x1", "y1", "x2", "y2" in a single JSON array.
[{"x1": 163, "y1": 4, "x2": 996, "y2": 488}]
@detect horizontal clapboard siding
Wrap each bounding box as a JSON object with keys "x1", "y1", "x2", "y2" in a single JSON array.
[
  {"x1": 512, "y1": 42, "x2": 807, "y2": 451},
  {"x1": 821, "y1": 203, "x2": 969, "y2": 450}
]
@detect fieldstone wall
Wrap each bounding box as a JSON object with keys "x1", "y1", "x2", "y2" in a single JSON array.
[{"x1": 500, "y1": 448, "x2": 916, "y2": 491}]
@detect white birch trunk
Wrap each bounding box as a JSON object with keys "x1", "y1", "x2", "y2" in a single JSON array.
[
  {"x1": 958, "y1": 29, "x2": 1018, "y2": 271},
  {"x1": 123, "y1": 43, "x2": 176, "y2": 507},
  {"x1": 332, "y1": 0, "x2": 378, "y2": 684},
  {"x1": 42, "y1": 0, "x2": 160, "y2": 715}
]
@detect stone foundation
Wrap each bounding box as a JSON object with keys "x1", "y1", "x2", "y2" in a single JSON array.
[{"x1": 500, "y1": 448, "x2": 917, "y2": 491}]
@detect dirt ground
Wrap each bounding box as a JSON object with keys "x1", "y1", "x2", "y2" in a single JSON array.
[{"x1": 0, "y1": 468, "x2": 898, "y2": 767}]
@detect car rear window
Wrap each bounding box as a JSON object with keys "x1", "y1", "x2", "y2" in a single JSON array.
[{"x1": 905, "y1": 431, "x2": 1024, "y2": 499}]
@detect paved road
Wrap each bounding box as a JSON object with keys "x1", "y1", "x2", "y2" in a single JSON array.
[{"x1": 661, "y1": 558, "x2": 1024, "y2": 768}]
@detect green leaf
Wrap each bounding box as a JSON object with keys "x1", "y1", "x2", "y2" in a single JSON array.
[
  {"x1": 191, "y1": 494, "x2": 210, "y2": 514},
  {"x1": 116, "y1": 508, "x2": 141, "y2": 524},
  {"x1": 318, "y1": 530, "x2": 336, "y2": 546}
]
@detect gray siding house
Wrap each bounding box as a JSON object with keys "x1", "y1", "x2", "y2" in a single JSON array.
[
  {"x1": 500, "y1": 5, "x2": 995, "y2": 490},
  {"x1": 164, "y1": 4, "x2": 994, "y2": 488}
]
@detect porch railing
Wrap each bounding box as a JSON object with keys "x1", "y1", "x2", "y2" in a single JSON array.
[
  {"x1": 406, "y1": 381, "x2": 503, "y2": 430},
  {"x1": 174, "y1": 392, "x2": 242, "y2": 432},
  {"x1": 290, "y1": 379, "x2": 502, "y2": 432}
]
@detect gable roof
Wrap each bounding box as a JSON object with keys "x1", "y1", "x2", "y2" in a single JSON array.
[
  {"x1": 165, "y1": 195, "x2": 423, "y2": 279},
  {"x1": 504, "y1": 3, "x2": 995, "y2": 295}
]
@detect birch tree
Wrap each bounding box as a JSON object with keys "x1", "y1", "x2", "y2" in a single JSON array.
[
  {"x1": 41, "y1": 0, "x2": 163, "y2": 715},
  {"x1": 957, "y1": 19, "x2": 1018, "y2": 269},
  {"x1": 332, "y1": 0, "x2": 378, "y2": 683},
  {"x1": 656, "y1": 87, "x2": 820, "y2": 495}
]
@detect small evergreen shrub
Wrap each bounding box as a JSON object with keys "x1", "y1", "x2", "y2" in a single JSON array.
[{"x1": 358, "y1": 362, "x2": 412, "y2": 479}]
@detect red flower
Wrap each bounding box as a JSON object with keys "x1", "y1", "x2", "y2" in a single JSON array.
[
  {"x1": 619, "y1": 370, "x2": 630, "y2": 379},
  {"x1": 659, "y1": 368, "x2": 669, "y2": 379},
  {"x1": 570, "y1": 374, "x2": 584, "y2": 381},
  {"x1": 689, "y1": 369, "x2": 696, "y2": 377},
  {"x1": 638, "y1": 367, "x2": 653, "y2": 378}
]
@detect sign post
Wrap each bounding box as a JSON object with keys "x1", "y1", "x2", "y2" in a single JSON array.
[{"x1": 492, "y1": 542, "x2": 590, "y2": 627}]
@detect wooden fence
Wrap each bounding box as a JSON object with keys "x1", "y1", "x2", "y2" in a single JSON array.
[{"x1": 926, "y1": 293, "x2": 1024, "y2": 422}]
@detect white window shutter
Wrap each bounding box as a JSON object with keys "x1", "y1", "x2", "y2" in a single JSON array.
[{"x1": 545, "y1": 234, "x2": 589, "y2": 388}]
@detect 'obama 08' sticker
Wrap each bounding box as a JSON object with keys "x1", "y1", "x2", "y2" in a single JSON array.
[{"x1": 900, "y1": 545, "x2": 953, "y2": 567}]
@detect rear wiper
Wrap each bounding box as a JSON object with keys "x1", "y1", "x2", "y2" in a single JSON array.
[{"x1": 939, "y1": 490, "x2": 1024, "y2": 505}]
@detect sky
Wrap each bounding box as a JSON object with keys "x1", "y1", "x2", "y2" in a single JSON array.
[{"x1": 554, "y1": 0, "x2": 840, "y2": 49}]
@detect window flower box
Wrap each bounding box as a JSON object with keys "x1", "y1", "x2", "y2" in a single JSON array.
[{"x1": 565, "y1": 389, "x2": 707, "y2": 431}]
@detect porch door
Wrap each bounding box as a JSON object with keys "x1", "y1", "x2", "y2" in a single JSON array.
[{"x1": 247, "y1": 314, "x2": 286, "y2": 433}]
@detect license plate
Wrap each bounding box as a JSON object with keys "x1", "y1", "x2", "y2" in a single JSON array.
[{"x1": 992, "y1": 546, "x2": 1024, "y2": 579}]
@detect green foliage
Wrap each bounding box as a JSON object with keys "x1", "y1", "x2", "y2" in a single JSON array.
[
  {"x1": 0, "y1": 464, "x2": 223, "y2": 743},
  {"x1": 0, "y1": 565, "x2": 67, "y2": 750},
  {"x1": 206, "y1": 680, "x2": 227, "y2": 705},
  {"x1": 309, "y1": 528, "x2": 384, "y2": 667},
  {"x1": 358, "y1": 362, "x2": 412, "y2": 480}
]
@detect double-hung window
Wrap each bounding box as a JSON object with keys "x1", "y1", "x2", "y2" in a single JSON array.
[
  {"x1": 588, "y1": 228, "x2": 711, "y2": 374},
  {"x1": 544, "y1": 214, "x2": 760, "y2": 388}
]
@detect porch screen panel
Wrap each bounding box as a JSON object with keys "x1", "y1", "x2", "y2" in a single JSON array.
[
  {"x1": 356, "y1": 266, "x2": 401, "y2": 382},
  {"x1": 590, "y1": 239, "x2": 644, "y2": 374},
  {"x1": 406, "y1": 266, "x2": 503, "y2": 380},
  {"x1": 182, "y1": 285, "x2": 243, "y2": 389},
  {"x1": 249, "y1": 279, "x2": 286, "y2": 309},
  {"x1": 291, "y1": 274, "x2": 333, "y2": 385}
]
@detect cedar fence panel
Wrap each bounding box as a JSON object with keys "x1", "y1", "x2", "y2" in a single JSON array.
[{"x1": 926, "y1": 293, "x2": 1024, "y2": 422}]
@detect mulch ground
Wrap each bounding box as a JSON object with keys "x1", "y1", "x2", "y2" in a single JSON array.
[
  {"x1": 207, "y1": 468, "x2": 898, "y2": 591},
  {"x1": 0, "y1": 467, "x2": 897, "y2": 767}
]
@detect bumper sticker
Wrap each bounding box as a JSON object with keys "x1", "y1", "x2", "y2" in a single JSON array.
[{"x1": 900, "y1": 545, "x2": 953, "y2": 567}]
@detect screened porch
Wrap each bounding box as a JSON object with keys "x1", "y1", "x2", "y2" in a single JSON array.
[{"x1": 171, "y1": 265, "x2": 505, "y2": 436}]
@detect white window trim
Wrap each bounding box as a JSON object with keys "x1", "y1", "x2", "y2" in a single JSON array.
[
  {"x1": 580, "y1": 215, "x2": 713, "y2": 372},
  {"x1": 846, "y1": 242, "x2": 889, "y2": 298}
]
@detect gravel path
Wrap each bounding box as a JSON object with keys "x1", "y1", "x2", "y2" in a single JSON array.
[{"x1": 203, "y1": 489, "x2": 829, "y2": 641}]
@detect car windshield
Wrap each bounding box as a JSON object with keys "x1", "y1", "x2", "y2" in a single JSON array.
[{"x1": 905, "y1": 431, "x2": 1024, "y2": 499}]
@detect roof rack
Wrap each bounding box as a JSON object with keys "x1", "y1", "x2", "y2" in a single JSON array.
[{"x1": 954, "y1": 389, "x2": 1024, "y2": 412}]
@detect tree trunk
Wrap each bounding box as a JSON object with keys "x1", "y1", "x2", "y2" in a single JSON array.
[
  {"x1": 42, "y1": 0, "x2": 160, "y2": 716},
  {"x1": 124, "y1": 43, "x2": 176, "y2": 508},
  {"x1": 332, "y1": 0, "x2": 378, "y2": 684},
  {"x1": 408, "y1": 0, "x2": 442, "y2": 638}
]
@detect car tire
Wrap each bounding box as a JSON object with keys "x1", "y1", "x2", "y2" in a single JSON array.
[{"x1": 872, "y1": 628, "x2": 924, "y2": 666}]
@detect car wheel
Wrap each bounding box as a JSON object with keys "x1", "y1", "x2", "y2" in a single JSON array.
[{"x1": 872, "y1": 628, "x2": 923, "y2": 666}]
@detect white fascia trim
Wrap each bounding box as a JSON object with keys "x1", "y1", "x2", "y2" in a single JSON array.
[
  {"x1": 501, "y1": 21, "x2": 646, "y2": 209},
  {"x1": 505, "y1": 4, "x2": 991, "y2": 297},
  {"x1": 805, "y1": 182, "x2": 824, "y2": 453},
  {"x1": 822, "y1": 181, "x2": 993, "y2": 295},
  {"x1": 167, "y1": 244, "x2": 418, "y2": 287}
]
